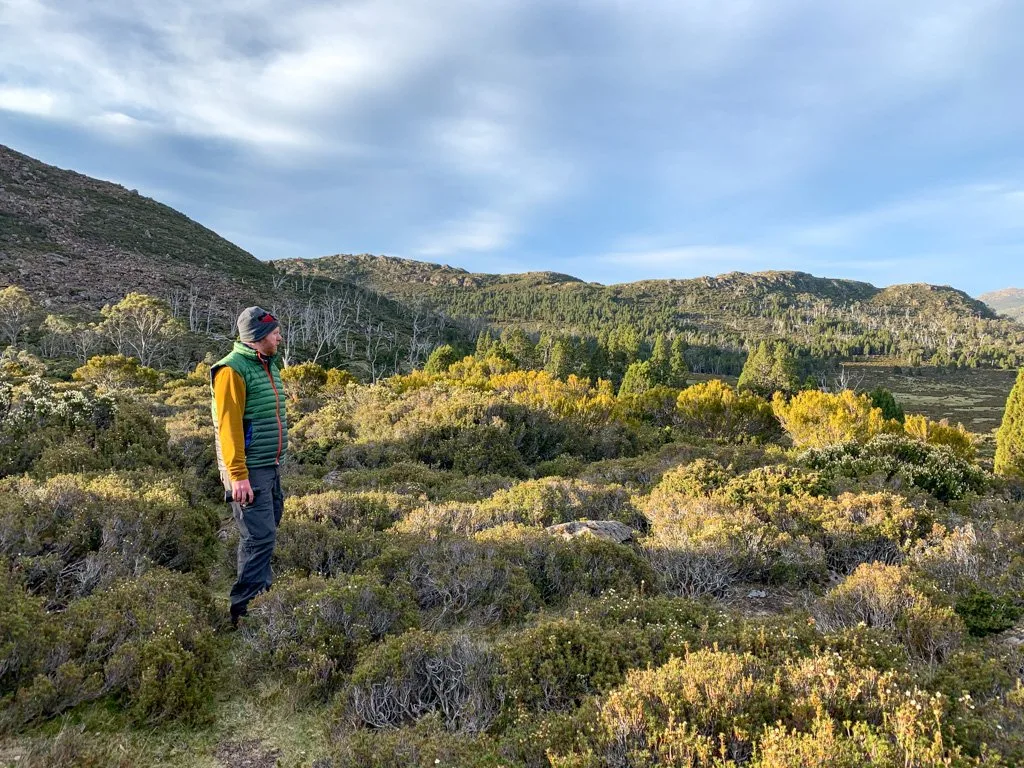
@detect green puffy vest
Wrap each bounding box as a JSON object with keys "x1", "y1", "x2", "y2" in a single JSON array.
[{"x1": 211, "y1": 341, "x2": 289, "y2": 468}]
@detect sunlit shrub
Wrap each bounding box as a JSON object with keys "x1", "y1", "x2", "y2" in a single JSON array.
[
  {"x1": 650, "y1": 457, "x2": 734, "y2": 499},
  {"x1": 279, "y1": 360, "x2": 329, "y2": 400},
  {"x1": 0, "y1": 472, "x2": 218, "y2": 601},
  {"x1": 397, "y1": 478, "x2": 645, "y2": 537},
  {"x1": 496, "y1": 618, "x2": 652, "y2": 715},
  {"x1": 72, "y1": 354, "x2": 160, "y2": 392},
  {"x1": 772, "y1": 389, "x2": 889, "y2": 448},
  {"x1": 903, "y1": 414, "x2": 976, "y2": 461},
  {"x1": 675, "y1": 380, "x2": 780, "y2": 442},
  {"x1": 814, "y1": 563, "x2": 964, "y2": 663},
  {"x1": 797, "y1": 492, "x2": 932, "y2": 574},
  {"x1": 286, "y1": 489, "x2": 414, "y2": 531},
  {"x1": 597, "y1": 649, "x2": 782, "y2": 764}
]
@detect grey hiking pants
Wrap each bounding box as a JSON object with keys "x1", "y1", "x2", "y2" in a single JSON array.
[{"x1": 228, "y1": 465, "x2": 284, "y2": 615}]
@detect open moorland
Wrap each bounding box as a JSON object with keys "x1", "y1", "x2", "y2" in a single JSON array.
[{"x1": 3, "y1": 347, "x2": 1024, "y2": 768}]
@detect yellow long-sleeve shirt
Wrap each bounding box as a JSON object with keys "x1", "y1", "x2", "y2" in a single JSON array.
[{"x1": 213, "y1": 366, "x2": 249, "y2": 482}]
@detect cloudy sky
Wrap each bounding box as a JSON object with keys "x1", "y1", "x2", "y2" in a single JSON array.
[{"x1": 2, "y1": 0, "x2": 1023, "y2": 294}]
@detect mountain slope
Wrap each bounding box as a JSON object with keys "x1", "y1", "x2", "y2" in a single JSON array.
[
  {"x1": 276, "y1": 254, "x2": 1022, "y2": 368},
  {"x1": 980, "y1": 288, "x2": 1024, "y2": 321},
  {"x1": 0, "y1": 145, "x2": 458, "y2": 374}
]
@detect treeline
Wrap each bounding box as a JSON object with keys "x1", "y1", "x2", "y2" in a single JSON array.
[
  {"x1": 0, "y1": 284, "x2": 457, "y2": 381},
  {"x1": 361, "y1": 275, "x2": 1024, "y2": 370}
]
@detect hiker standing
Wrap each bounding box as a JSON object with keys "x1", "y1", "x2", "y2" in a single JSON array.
[{"x1": 211, "y1": 307, "x2": 289, "y2": 627}]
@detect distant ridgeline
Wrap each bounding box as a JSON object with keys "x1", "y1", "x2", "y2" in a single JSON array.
[
  {"x1": 3, "y1": 139, "x2": 1024, "y2": 379},
  {"x1": 275, "y1": 254, "x2": 1024, "y2": 375}
]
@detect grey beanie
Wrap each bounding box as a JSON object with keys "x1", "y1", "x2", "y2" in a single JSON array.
[{"x1": 237, "y1": 306, "x2": 279, "y2": 343}]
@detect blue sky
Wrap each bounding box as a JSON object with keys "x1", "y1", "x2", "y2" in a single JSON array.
[{"x1": 2, "y1": 0, "x2": 1023, "y2": 294}]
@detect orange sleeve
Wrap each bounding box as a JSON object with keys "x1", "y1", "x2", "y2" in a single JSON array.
[{"x1": 214, "y1": 366, "x2": 248, "y2": 482}]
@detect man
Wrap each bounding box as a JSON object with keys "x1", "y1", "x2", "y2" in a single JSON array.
[{"x1": 211, "y1": 307, "x2": 289, "y2": 628}]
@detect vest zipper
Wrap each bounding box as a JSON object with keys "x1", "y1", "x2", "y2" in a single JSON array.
[{"x1": 261, "y1": 359, "x2": 284, "y2": 464}]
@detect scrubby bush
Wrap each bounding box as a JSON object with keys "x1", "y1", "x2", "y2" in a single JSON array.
[
  {"x1": 800, "y1": 492, "x2": 932, "y2": 574},
  {"x1": 397, "y1": 478, "x2": 645, "y2": 537},
  {"x1": 0, "y1": 376, "x2": 175, "y2": 478},
  {"x1": 279, "y1": 360, "x2": 329, "y2": 400},
  {"x1": 287, "y1": 489, "x2": 414, "y2": 531},
  {"x1": 650, "y1": 457, "x2": 734, "y2": 499},
  {"x1": 3, "y1": 569, "x2": 218, "y2": 729},
  {"x1": 675, "y1": 380, "x2": 780, "y2": 442},
  {"x1": 814, "y1": 563, "x2": 964, "y2": 663},
  {"x1": 596, "y1": 650, "x2": 782, "y2": 764},
  {"x1": 772, "y1": 389, "x2": 889, "y2": 448},
  {"x1": 331, "y1": 718, "x2": 508, "y2": 768},
  {"x1": 346, "y1": 630, "x2": 499, "y2": 732},
  {"x1": 800, "y1": 434, "x2": 987, "y2": 502},
  {"x1": 903, "y1": 414, "x2": 976, "y2": 460},
  {"x1": 496, "y1": 619, "x2": 652, "y2": 714},
  {"x1": 719, "y1": 464, "x2": 830, "y2": 508},
  {"x1": 72, "y1": 354, "x2": 160, "y2": 392},
  {"x1": 369, "y1": 536, "x2": 542, "y2": 626},
  {"x1": 275, "y1": 520, "x2": 385, "y2": 577},
  {"x1": 241, "y1": 574, "x2": 417, "y2": 697},
  {"x1": 0, "y1": 472, "x2": 218, "y2": 601},
  {"x1": 475, "y1": 524, "x2": 655, "y2": 606}
]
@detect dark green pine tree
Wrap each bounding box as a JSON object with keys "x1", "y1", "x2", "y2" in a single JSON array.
[
  {"x1": 669, "y1": 337, "x2": 689, "y2": 388},
  {"x1": 475, "y1": 330, "x2": 495, "y2": 357},
  {"x1": 499, "y1": 326, "x2": 537, "y2": 370},
  {"x1": 769, "y1": 342, "x2": 799, "y2": 396},
  {"x1": 546, "y1": 337, "x2": 576, "y2": 381},
  {"x1": 650, "y1": 333, "x2": 671, "y2": 385},
  {"x1": 423, "y1": 344, "x2": 460, "y2": 374},
  {"x1": 995, "y1": 368, "x2": 1024, "y2": 478},
  {"x1": 618, "y1": 360, "x2": 655, "y2": 396},
  {"x1": 737, "y1": 341, "x2": 773, "y2": 396}
]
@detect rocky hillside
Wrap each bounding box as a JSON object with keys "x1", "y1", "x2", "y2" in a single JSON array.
[{"x1": 980, "y1": 288, "x2": 1024, "y2": 321}]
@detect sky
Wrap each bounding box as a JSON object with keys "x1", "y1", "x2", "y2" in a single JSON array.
[{"x1": 1, "y1": 0, "x2": 1023, "y2": 295}]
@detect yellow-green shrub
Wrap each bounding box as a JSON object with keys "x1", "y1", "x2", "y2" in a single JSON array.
[
  {"x1": 903, "y1": 414, "x2": 976, "y2": 460},
  {"x1": 72, "y1": 354, "x2": 160, "y2": 392},
  {"x1": 496, "y1": 618, "x2": 652, "y2": 714},
  {"x1": 772, "y1": 389, "x2": 889, "y2": 448},
  {"x1": 279, "y1": 360, "x2": 329, "y2": 400},
  {"x1": 675, "y1": 380, "x2": 780, "y2": 442}
]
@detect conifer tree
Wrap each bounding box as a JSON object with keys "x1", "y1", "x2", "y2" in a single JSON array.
[
  {"x1": 995, "y1": 369, "x2": 1024, "y2": 478},
  {"x1": 650, "y1": 333, "x2": 671, "y2": 385},
  {"x1": 619, "y1": 360, "x2": 655, "y2": 396},
  {"x1": 669, "y1": 337, "x2": 689, "y2": 388},
  {"x1": 475, "y1": 330, "x2": 495, "y2": 357},
  {"x1": 770, "y1": 342, "x2": 799, "y2": 396},
  {"x1": 424, "y1": 344, "x2": 460, "y2": 374},
  {"x1": 737, "y1": 341, "x2": 773, "y2": 396},
  {"x1": 546, "y1": 338, "x2": 576, "y2": 381}
]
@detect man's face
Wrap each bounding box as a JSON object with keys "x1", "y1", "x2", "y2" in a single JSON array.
[{"x1": 255, "y1": 326, "x2": 283, "y2": 356}]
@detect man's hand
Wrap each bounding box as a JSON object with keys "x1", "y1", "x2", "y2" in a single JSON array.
[{"x1": 231, "y1": 478, "x2": 254, "y2": 505}]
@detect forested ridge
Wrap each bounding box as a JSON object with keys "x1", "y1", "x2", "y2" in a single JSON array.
[{"x1": 277, "y1": 254, "x2": 1024, "y2": 370}]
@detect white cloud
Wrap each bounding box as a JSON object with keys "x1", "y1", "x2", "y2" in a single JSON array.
[
  {"x1": 418, "y1": 210, "x2": 517, "y2": 256},
  {"x1": 0, "y1": 86, "x2": 57, "y2": 117}
]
